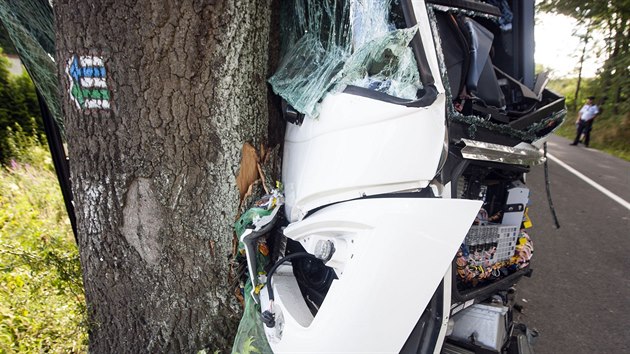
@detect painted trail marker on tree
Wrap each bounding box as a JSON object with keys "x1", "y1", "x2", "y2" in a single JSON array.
[{"x1": 66, "y1": 55, "x2": 111, "y2": 110}]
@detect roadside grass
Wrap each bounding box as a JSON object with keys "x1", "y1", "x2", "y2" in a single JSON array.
[
  {"x1": 0, "y1": 137, "x2": 87, "y2": 353},
  {"x1": 554, "y1": 110, "x2": 630, "y2": 162}
]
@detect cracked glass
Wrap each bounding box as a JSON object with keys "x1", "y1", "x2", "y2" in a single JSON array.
[{"x1": 269, "y1": 0, "x2": 424, "y2": 118}]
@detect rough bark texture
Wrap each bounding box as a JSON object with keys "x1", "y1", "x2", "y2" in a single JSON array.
[{"x1": 54, "y1": 0, "x2": 273, "y2": 352}]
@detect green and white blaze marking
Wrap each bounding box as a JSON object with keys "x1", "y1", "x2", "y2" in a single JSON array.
[{"x1": 66, "y1": 55, "x2": 111, "y2": 110}]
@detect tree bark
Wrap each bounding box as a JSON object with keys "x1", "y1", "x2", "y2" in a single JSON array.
[{"x1": 54, "y1": 0, "x2": 273, "y2": 352}]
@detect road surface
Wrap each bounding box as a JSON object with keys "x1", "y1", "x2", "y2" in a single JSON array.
[{"x1": 514, "y1": 134, "x2": 630, "y2": 354}]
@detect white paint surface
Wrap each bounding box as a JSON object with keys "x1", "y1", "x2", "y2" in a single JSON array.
[
  {"x1": 80, "y1": 77, "x2": 108, "y2": 88},
  {"x1": 283, "y1": 92, "x2": 447, "y2": 222},
  {"x1": 262, "y1": 197, "x2": 482, "y2": 353},
  {"x1": 80, "y1": 56, "x2": 104, "y2": 67},
  {"x1": 85, "y1": 99, "x2": 110, "y2": 109}
]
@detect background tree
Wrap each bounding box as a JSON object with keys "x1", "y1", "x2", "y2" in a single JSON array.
[
  {"x1": 54, "y1": 0, "x2": 279, "y2": 352},
  {"x1": 572, "y1": 22, "x2": 592, "y2": 111},
  {"x1": 540, "y1": 0, "x2": 629, "y2": 113}
]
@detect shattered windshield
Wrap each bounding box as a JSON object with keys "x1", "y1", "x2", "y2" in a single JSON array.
[{"x1": 269, "y1": 0, "x2": 426, "y2": 118}]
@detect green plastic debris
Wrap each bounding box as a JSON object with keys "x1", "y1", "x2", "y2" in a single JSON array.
[
  {"x1": 234, "y1": 207, "x2": 274, "y2": 239},
  {"x1": 231, "y1": 280, "x2": 273, "y2": 354},
  {"x1": 232, "y1": 190, "x2": 283, "y2": 352},
  {"x1": 234, "y1": 189, "x2": 283, "y2": 238}
]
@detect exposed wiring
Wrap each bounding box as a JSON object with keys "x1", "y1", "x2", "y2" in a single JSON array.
[
  {"x1": 543, "y1": 142, "x2": 561, "y2": 228},
  {"x1": 260, "y1": 252, "x2": 319, "y2": 328},
  {"x1": 457, "y1": 229, "x2": 533, "y2": 285},
  {"x1": 266, "y1": 252, "x2": 318, "y2": 303}
]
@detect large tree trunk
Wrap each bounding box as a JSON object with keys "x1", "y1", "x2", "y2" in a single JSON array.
[{"x1": 54, "y1": 1, "x2": 273, "y2": 352}]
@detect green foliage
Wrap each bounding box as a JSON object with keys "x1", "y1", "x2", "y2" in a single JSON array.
[
  {"x1": 539, "y1": 0, "x2": 629, "y2": 115},
  {"x1": 547, "y1": 77, "x2": 596, "y2": 111},
  {"x1": 2, "y1": 121, "x2": 50, "y2": 169},
  {"x1": 555, "y1": 110, "x2": 630, "y2": 162},
  {"x1": 0, "y1": 50, "x2": 44, "y2": 164},
  {"x1": 0, "y1": 146, "x2": 87, "y2": 353},
  {"x1": 233, "y1": 336, "x2": 262, "y2": 354},
  {"x1": 231, "y1": 281, "x2": 273, "y2": 354},
  {"x1": 538, "y1": 0, "x2": 628, "y2": 26},
  {"x1": 549, "y1": 75, "x2": 629, "y2": 161}
]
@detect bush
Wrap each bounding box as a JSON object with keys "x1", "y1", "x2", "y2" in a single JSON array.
[
  {"x1": 548, "y1": 76, "x2": 630, "y2": 161},
  {"x1": 555, "y1": 110, "x2": 630, "y2": 161},
  {"x1": 2, "y1": 120, "x2": 50, "y2": 168},
  {"x1": 0, "y1": 147, "x2": 87, "y2": 353},
  {"x1": 0, "y1": 50, "x2": 44, "y2": 164}
]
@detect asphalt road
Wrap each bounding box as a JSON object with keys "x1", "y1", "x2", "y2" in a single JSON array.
[{"x1": 514, "y1": 134, "x2": 630, "y2": 354}]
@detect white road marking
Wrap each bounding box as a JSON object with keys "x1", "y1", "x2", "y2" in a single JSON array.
[{"x1": 547, "y1": 153, "x2": 630, "y2": 211}]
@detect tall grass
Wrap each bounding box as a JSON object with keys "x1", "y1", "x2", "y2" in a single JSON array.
[
  {"x1": 554, "y1": 110, "x2": 630, "y2": 161},
  {"x1": 0, "y1": 130, "x2": 87, "y2": 353}
]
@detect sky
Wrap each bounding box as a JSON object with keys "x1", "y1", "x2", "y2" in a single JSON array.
[{"x1": 535, "y1": 12, "x2": 605, "y2": 79}]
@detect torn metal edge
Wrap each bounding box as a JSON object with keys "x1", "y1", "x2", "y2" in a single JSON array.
[{"x1": 460, "y1": 138, "x2": 545, "y2": 166}]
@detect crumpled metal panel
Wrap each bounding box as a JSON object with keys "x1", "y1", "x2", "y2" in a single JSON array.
[{"x1": 460, "y1": 138, "x2": 545, "y2": 166}]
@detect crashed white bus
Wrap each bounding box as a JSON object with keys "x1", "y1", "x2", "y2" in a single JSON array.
[{"x1": 235, "y1": 0, "x2": 565, "y2": 353}]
